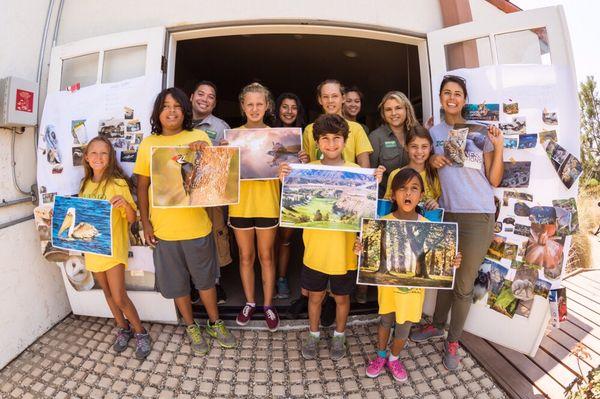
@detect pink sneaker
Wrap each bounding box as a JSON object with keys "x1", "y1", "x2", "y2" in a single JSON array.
[
  {"x1": 365, "y1": 356, "x2": 387, "y2": 378},
  {"x1": 387, "y1": 358, "x2": 408, "y2": 382},
  {"x1": 264, "y1": 306, "x2": 280, "y2": 332},
  {"x1": 236, "y1": 304, "x2": 255, "y2": 326}
]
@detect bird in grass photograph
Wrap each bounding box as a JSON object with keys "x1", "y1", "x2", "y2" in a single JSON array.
[{"x1": 58, "y1": 207, "x2": 100, "y2": 240}]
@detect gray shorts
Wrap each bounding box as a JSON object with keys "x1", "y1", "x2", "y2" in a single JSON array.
[
  {"x1": 153, "y1": 234, "x2": 218, "y2": 299},
  {"x1": 380, "y1": 313, "x2": 412, "y2": 340}
]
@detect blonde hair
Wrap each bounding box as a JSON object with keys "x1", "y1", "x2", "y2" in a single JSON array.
[
  {"x1": 378, "y1": 91, "x2": 418, "y2": 132},
  {"x1": 238, "y1": 82, "x2": 274, "y2": 120}
]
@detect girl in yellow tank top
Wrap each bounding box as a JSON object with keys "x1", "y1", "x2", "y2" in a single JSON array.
[{"x1": 356, "y1": 168, "x2": 462, "y2": 382}]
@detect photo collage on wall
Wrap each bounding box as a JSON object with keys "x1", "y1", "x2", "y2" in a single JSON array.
[
  {"x1": 97, "y1": 107, "x2": 144, "y2": 164},
  {"x1": 462, "y1": 92, "x2": 579, "y2": 320}
]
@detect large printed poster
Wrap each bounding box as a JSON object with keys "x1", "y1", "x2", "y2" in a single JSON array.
[
  {"x1": 430, "y1": 65, "x2": 580, "y2": 355},
  {"x1": 37, "y1": 74, "x2": 160, "y2": 200}
]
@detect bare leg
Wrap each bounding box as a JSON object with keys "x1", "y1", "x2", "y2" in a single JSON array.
[
  {"x1": 377, "y1": 326, "x2": 391, "y2": 351},
  {"x1": 105, "y1": 265, "x2": 144, "y2": 333},
  {"x1": 233, "y1": 228, "x2": 257, "y2": 303},
  {"x1": 390, "y1": 338, "x2": 406, "y2": 357},
  {"x1": 333, "y1": 294, "x2": 350, "y2": 333},
  {"x1": 174, "y1": 296, "x2": 194, "y2": 325},
  {"x1": 94, "y1": 270, "x2": 128, "y2": 329},
  {"x1": 199, "y1": 287, "x2": 219, "y2": 322},
  {"x1": 256, "y1": 227, "x2": 277, "y2": 306},
  {"x1": 308, "y1": 290, "x2": 326, "y2": 332}
]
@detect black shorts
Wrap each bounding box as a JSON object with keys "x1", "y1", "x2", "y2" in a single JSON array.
[
  {"x1": 228, "y1": 217, "x2": 279, "y2": 230},
  {"x1": 301, "y1": 264, "x2": 356, "y2": 296}
]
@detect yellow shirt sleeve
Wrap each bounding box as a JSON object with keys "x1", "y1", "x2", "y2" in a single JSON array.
[
  {"x1": 133, "y1": 137, "x2": 151, "y2": 177},
  {"x1": 352, "y1": 123, "x2": 373, "y2": 156},
  {"x1": 384, "y1": 168, "x2": 400, "y2": 199},
  {"x1": 303, "y1": 124, "x2": 317, "y2": 162}
]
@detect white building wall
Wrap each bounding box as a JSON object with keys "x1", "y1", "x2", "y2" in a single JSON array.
[{"x1": 0, "y1": 0, "x2": 70, "y2": 369}]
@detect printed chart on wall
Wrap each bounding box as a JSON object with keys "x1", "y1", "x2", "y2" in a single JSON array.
[
  {"x1": 37, "y1": 74, "x2": 160, "y2": 202},
  {"x1": 431, "y1": 65, "x2": 580, "y2": 331}
]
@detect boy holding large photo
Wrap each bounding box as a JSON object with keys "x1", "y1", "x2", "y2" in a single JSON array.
[
  {"x1": 280, "y1": 114, "x2": 383, "y2": 361},
  {"x1": 134, "y1": 88, "x2": 236, "y2": 355}
]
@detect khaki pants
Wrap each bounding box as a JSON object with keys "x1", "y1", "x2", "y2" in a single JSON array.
[
  {"x1": 432, "y1": 212, "x2": 495, "y2": 342},
  {"x1": 205, "y1": 206, "x2": 232, "y2": 268}
]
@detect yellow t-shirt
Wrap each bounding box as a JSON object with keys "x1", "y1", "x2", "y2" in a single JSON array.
[
  {"x1": 377, "y1": 213, "x2": 428, "y2": 324},
  {"x1": 79, "y1": 178, "x2": 136, "y2": 272},
  {"x1": 228, "y1": 126, "x2": 280, "y2": 218},
  {"x1": 133, "y1": 129, "x2": 212, "y2": 241},
  {"x1": 384, "y1": 168, "x2": 442, "y2": 202},
  {"x1": 302, "y1": 161, "x2": 359, "y2": 275},
  {"x1": 303, "y1": 119, "x2": 373, "y2": 164}
]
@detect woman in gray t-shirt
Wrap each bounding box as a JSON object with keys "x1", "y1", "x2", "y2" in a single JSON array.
[
  {"x1": 368, "y1": 91, "x2": 417, "y2": 197},
  {"x1": 408, "y1": 75, "x2": 504, "y2": 370}
]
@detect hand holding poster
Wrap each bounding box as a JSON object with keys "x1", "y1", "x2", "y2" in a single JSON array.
[
  {"x1": 151, "y1": 146, "x2": 240, "y2": 208},
  {"x1": 51, "y1": 196, "x2": 113, "y2": 256},
  {"x1": 224, "y1": 127, "x2": 302, "y2": 180},
  {"x1": 280, "y1": 163, "x2": 377, "y2": 232},
  {"x1": 357, "y1": 218, "x2": 458, "y2": 289}
]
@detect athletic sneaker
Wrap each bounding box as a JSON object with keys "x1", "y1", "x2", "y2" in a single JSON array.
[
  {"x1": 301, "y1": 333, "x2": 320, "y2": 360},
  {"x1": 388, "y1": 358, "x2": 408, "y2": 382},
  {"x1": 409, "y1": 324, "x2": 445, "y2": 343},
  {"x1": 366, "y1": 356, "x2": 387, "y2": 378},
  {"x1": 216, "y1": 284, "x2": 227, "y2": 305},
  {"x1": 205, "y1": 320, "x2": 236, "y2": 348},
  {"x1": 186, "y1": 324, "x2": 209, "y2": 355},
  {"x1": 443, "y1": 340, "x2": 461, "y2": 370},
  {"x1": 236, "y1": 304, "x2": 256, "y2": 326},
  {"x1": 276, "y1": 277, "x2": 290, "y2": 299},
  {"x1": 112, "y1": 327, "x2": 133, "y2": 352},
  {"x1": 134, "y1": 331, "x2": 152, "y2": 359},
  {"x1": 320, "y1": 296, "x2": 336, "y2": 327},
  {"x1": 287, "y1": 295, "x2": 308, "y2": 319},
  {"x1": 264, "y1": 307, "x2": 280, "y2": 332},
  {"x1": 330, "y1": 335, "x2": 347, "y2": 361}
]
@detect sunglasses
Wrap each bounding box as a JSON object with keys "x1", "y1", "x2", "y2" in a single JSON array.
[{"x1": 442, "y1": 74, "x2": 467, "y2": 83}]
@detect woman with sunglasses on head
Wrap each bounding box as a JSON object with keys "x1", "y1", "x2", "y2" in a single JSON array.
[{"x1": 409, "y1": 75, "x2": 504, "y2": 371}]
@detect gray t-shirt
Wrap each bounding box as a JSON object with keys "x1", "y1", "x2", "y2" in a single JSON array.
[
  {"x1": 430, "y1": 121, "x2": 496, "y2": 213},
  {"x1": 191, "y1": 114, "x2": 230, "y2": 146}
]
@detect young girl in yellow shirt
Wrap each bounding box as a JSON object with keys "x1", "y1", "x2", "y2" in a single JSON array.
[
  {"x1": 225, "y1": 83, "x2": 282, "y2": 331},
  {"x1": 79, "y1": 136, "x2": 151, "y2": 359},
  {"x1": 357, "y1": 168, "x2": 461, "y2": 382}
]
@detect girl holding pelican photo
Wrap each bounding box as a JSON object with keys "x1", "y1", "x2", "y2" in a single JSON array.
[{"x1": 78, "y1": 136, "x2": 152, "y2": 359}]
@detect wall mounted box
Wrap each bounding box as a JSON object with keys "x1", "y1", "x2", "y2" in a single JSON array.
[{"x1": 0, "y1": 76, "x2": 39, "y2": 128}]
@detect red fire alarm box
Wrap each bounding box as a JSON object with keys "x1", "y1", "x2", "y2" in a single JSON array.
[{"x1": 0, "y1": 76, "x2": 39, "y2": 127}]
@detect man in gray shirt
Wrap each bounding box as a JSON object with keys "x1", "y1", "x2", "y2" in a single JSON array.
[
  {"x1": 189, "y1": 81, "x2": 231, "y2": 304},
  {"x1": 190, "y1": 81, "x2": 230, "y2": 145}
]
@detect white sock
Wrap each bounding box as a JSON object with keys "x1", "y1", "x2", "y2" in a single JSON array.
[
  {"x1": 389, "y1": 353, "x2": 399, "y2": 362},
  {"x1": 333, "y1": 330, "x2": 345, "y2": 337},
  {"x1": 246, "y1": 302, "x2": 256, "y2": 307},
  {"x1": 309, "y1": 330, "x2": 320, "y2": 338}
]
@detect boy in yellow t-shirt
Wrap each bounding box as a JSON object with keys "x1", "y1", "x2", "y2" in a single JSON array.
[
  {"x1": 280, "y1": 114, "x2": 384, "y2": 362},
  {"x1": 134, "y1": 88, "x2": 236, "y2": 355}
]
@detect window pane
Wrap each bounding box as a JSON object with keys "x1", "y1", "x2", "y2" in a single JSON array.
[
  {"x1": 495, "y1": 27, "x2": 551, "y2": 65},
  {"x1": 444, "y1": 37, "x2": 493, "y2": 71},
  {"x1": 60, "y1": 53, "x2": 99, "y2": 91},
  {"x1": 102, "y1": 45, "x2": 147, "y2": 83}
]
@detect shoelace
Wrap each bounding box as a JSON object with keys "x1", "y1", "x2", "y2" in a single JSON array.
[
  {"x1": 242, "y1": 305, "x2": 253, "y2": 317},
  {"x1": 370, "y1": 357, "x2": 386, "y2": 369},
  {"x1": 136, "y1": 335, "x2": 150, "y2": 351},
  {"x1": 265, "y1": 309, "x2": 277, "y2": 321},
  {"x1": 389, "y1": 360, "x2": 406, "y2": 375},
  {"x1": 116, "y1": 329, "x2": 130, "y2": 343},
  {"x1": 187, "y1": 326, "x2": 202, "y2": 342},
  {"x1": 447, "y1": 341, "x2": 459, "y2": 355}
]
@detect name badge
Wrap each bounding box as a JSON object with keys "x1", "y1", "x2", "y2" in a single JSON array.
[
  {"x1": 384, "y1": 140, "x2": 397, "y2": 148},
  {"x1": 205, "y1": 129, "x2": 217, "y2": 140}
]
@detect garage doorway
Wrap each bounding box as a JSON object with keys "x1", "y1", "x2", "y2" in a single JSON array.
[{"x1": 169, "y1": 27, "x2": 427, "y2": 319}]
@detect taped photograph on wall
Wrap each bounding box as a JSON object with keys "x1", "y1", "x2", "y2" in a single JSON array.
[
  {"x1": 51, "y1": 196, "x2": 113, "y2": 256},
  {"x1": 280, "y1": 163, "x2": 377, "y2": 232},
  {"x1": 151, "y1": 146, "x2": 240, "y2": 208},
  {"x1": 357, "y1": 218, "x2": 457, "y2": 289},
  {"x1": 224, "y1": 127, "x2": 302, "y2": 180}
]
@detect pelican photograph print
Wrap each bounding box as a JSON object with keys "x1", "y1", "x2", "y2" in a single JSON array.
[
  {"x1": 151, "y1": 146, "x2": 240, "y2": 208},
  {"x1": 51, "y1": 196, "x2": 113, "y2": 256},
  {"x1": 357, "y1": 218, "x2": 458, "y2": 289},
  {"x1": 224, "y1": 127, "x2": 302, "y2": 180}
]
